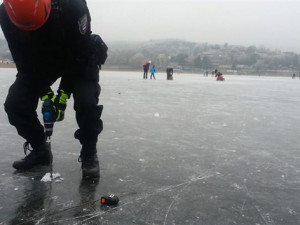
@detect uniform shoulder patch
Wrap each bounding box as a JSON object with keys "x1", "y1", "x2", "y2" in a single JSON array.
[{"x1": 78, "y1": 14, "x2": 88, "y2": 35}]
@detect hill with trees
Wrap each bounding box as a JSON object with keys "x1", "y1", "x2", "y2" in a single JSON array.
[
  {"x1": 0, "y1": 38, "x2": 299, "y2": 76},
  {"x1": 104, "y1": 39, "x2": 299, "y2": 76}
]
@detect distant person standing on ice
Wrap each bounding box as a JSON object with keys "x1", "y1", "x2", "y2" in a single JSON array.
[
  {"x1": 150, "y1": 65, "x2": 156, "y2": 80},
  {"x1": 143, "y1": 61, "x2": 151, "y2": 79},
  {"x1": 0, "y1": 0, "x2": 107, "y2": 179},
  {"x1": 166, "y1": 66, "x2": 173, "y2": 80}
]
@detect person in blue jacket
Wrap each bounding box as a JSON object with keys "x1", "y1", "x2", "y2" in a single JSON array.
[{"x1": 150, "y1": 65, "x2": 156, "y2": 80}]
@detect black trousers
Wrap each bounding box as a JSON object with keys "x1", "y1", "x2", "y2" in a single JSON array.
[
  {"x1": 4, "y1": 73, "x2": 103, "y2": 153},
  {"x1": 143, "y1": 70, "x2": 148, "y2": 79}
]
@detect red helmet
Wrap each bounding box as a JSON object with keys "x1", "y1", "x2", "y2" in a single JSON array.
[{"x1": 3, "y1": 0, "x2": 51, "y2": 31}]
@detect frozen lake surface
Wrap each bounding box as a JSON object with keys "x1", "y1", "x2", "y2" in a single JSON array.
[{"x1": 0, "y1": 69, "x2": 300, "y2": 224}]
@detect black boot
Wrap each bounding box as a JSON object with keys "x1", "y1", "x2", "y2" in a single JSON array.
[
  {"x1": 79, "y1": 144, "x2": 100, "y2": 179},
  {"x1": 12, "y1": 142, "x2": 53, "y2": 170},
  {"x1": 80, "y1": 154, "x2": 100, "y2": 179}
]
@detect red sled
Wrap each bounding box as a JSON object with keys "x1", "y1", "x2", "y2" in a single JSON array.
[{"x1": 216, "y1": 75, "x2": 225, "y2": 81}]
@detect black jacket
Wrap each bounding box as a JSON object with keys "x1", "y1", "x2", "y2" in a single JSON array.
[{"x1": 0, "y1": 0, "x2": 95, "y2": 96}]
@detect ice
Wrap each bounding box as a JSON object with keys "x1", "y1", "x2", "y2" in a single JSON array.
[
  {"x1": 0, "y1": 70, "x2": 300, "y2": 224},
  {"x1": 40, "y1": 172, "x2": 63, "y2": 182}
]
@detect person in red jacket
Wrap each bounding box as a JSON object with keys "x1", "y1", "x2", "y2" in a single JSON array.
[
  {"x1": 0, "y1": 0, "x2": 107, "y2": 179},
  {"x1": 216, "y1": 72, "x2": 225, "y2": 81},
  {"x1": 143, "y1": 61, "x2": 151, "y2": 79}
]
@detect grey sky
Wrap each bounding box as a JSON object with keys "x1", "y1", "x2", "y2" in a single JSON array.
[{"x1": 88, "y1": 0, "x2": 300, "y2": 52}]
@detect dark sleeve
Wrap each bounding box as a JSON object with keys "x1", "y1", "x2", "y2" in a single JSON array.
[
  {"x1": 58, "y1": 0, "x2": 94, "y2": 94},
  {"x1": 0, "y1": 4, "x2": 52, "y2": 96},
  {"x1": 0, "y1": 4, "x2": 34, "y2": 74},
  {"x1": 65, "y1": 0, "x2": 92, "y2": 62}
]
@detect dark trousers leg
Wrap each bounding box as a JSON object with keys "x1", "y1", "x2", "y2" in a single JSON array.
[
  {"x1": 73, "y1": 78, "x2": 103, "y2": 155},
  {"x1": 144, "y1": 71, "x2": 148, "y2": 79},
  {"x1": 4, "y1": 77, "x2": 45, "y2": 146}
]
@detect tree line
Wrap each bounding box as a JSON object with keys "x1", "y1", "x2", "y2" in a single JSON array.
[
  {"x1": 1, "y1": 38, "x2": 299, "y2": 74},
  {"x1": 104, "y1": 40, "x2": 300, "y2": 74}
]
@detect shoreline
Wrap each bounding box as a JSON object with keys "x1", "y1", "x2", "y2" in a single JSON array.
[{"x1": 0, "y1": 64, "x2": 297, "y2": 77}]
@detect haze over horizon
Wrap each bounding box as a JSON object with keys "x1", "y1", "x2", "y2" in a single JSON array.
[
  {"x1": 87, "y1": 0, "x2": 300, "y2": 53},
  {"x1": 0, "y1": 0, "x2": 298, "y2": 53}
]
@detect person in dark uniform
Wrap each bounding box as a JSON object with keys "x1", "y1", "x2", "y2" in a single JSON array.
[{"x1": 0, "y1": 0, "x2": 107, "y2": 179}]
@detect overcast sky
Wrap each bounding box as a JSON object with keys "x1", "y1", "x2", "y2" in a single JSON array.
[{"x1": 87, "y1": 0, "x2": 300, "y2": 53}]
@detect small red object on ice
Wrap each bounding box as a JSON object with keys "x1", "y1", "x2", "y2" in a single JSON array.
[{"x1": 101, "y1": 194, "x2": 119, "y2": 205}]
